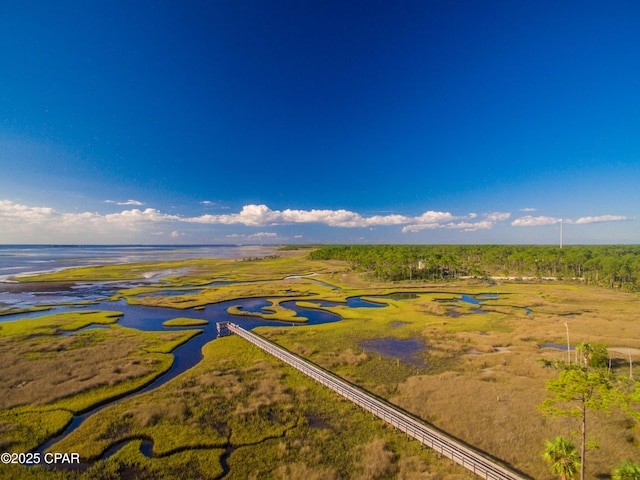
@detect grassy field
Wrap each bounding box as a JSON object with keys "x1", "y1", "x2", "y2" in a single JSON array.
[
  {"x1": 259, "y1": 281, "x2": 640, "y2": 479},
  {"x1": 0, "y1": 311, "x2": 199, "y2": 454},
  {"x1": 2, "y1": 336, "x2": 471, "y2": 480},
  {"x1": 2, "y1": 250, "x2": 640, "y2": 479}
]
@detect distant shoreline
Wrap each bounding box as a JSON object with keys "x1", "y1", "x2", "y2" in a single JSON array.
[{"x1": 0, "y1": 245, "x2": 282, "y2": 286}]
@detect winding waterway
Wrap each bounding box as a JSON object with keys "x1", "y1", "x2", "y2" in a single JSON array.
[
  {"x1": 6, "y1": 294, "x2": 344, "y2": 455},
  {"x1": 1, "y1": 246, "x2": 402, "y2": 463},
  {"x1": 0, "y1": 246, "x2": 502, "y2": 466}
]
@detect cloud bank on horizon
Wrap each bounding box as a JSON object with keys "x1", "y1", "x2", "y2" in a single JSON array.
[
  {"x1": 512, "y1": 215, "x2": 630, "y2": 227},
  {"x1": 0, "y1": 199, "x2": 630, "y2": 244}
]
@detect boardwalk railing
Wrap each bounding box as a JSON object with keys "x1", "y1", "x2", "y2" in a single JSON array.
[{"x1": 223, "y1": 322, "x2": 530, "y2": 480}]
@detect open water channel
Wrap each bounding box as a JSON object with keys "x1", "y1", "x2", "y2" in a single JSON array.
[
  {"x1": 1, "y1": 285, "x2": 347, "y2": 452},
  {"x1": 1, "y1": 273, "x2": 406, "y2": 460},
  {"x1": 0, "y1": 246, "x2": 504, "y2": 465}
]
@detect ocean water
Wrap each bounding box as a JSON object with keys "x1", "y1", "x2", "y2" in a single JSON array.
[
  {"x1": 0, "y1": 244, "x2": 277, "y2": 308},
  {"x1": 0, "y1": 244, "x2": 274, "y2": 279}
]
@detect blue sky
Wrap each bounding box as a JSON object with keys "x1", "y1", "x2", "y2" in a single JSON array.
[{"x1": 1, "y1": 1, "x2": 639, "y2": 244}]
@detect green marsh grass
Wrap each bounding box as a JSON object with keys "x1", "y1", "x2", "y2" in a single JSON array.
[
  {"x1": 11, "y1": 258, "x2": 222, "y2": 283},
  {"x1": 0, "y1": 306, "x2": 52, "y2": 317},
  {"x1": 162, "y1": 318, "x2": 209, "y2": 327},
  {"x1": 48, "y1": 336, "x2": 469, "y2": 479},
  {"x1": 261, "y1": 280, "x2": 640, "y2": 479},
  {"x1": 4, "y1": 252, "x2": 640, "y2": 478},
  {"x1": 227, "y1": 299, "x2": 308, "y2": 323},
  {"x1": 0, "y1": 312, "x2": 198, "y2": 453},
  {"x1": 84, "y1": 439, "x2": 226, "y2": 480},
  {"x1": 122, "y1": 279, "x2": 336, "y2": 309},
  {"x1": 13, "y1": 252, "x2": 341, "y2": 286},
  {"x1": 0, "y1": 310, "x2": 122, "y2": 337},
  {"x1": 0, "y1": 465, "x2": 77, "y2": 480}
]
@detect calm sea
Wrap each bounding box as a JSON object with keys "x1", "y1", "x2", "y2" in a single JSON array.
[{"x1": 0, "y1": 244, "x2": 275, "y2": 280}]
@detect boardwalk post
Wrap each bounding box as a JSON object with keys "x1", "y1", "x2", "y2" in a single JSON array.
[{"x1": 216, "y1": 322, "x2": 231, "y2": 337}]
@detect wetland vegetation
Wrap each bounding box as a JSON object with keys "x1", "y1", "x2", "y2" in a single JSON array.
[
  {"x1": 0, "y1": 311, "x2": 198, "y2": 455},
  {"x1": 1, "y1": 246, "x2": 640, "y2": 479},
  {"x1": 162, "y1": 318, "x2": 209, "y2": 327}
]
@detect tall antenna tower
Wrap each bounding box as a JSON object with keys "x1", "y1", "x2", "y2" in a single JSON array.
[{"x1": 560, "y1": 218, "x2": 563, "y2": 248}]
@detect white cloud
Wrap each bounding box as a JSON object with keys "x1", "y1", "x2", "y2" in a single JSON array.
[
  {"x1": 512, "y1": 215, "x2": 562, "y2": 227},
  {"x1": 200, "y1": 200, "x2": 228, "y2": 208},
  {"x1": 188, "y1": 204, "x2": 411, "y2": 228},
  {"x1": 248, "y1": 232, "x2": 278, "y2": 239},
  {"x1": 6, "y1": 199, "x2": 626, "y2": 243},
  {"x1": 0, "y1": 200, "x2": 517, "y2": 242},
  {"x1": 0, "y1": 199, "x2": 55, "y2": 223},
  {"x1": 187, "y1": 205, "x2": 509, "y2": 233},
  {"x1": 519, "y1": 207, "x2": 537, "y2": 212},
  {"x1": 451, "y1": 220, "x2": 494, "y2": 232},
  {"x1": 191, "y1": 204, "x2": 278, "y2": 226},
  {"x1": 0, "y1": 200, "x2": 58, "y2": 240},
  {"x1": 574, "y1": 215, "x2": 628, "y2": 224},
  {"x1": 402, "y1": 219, "x2": 494, "y2": 233},
  {"x1": 105, "y1": 208, "x2": 179, "y2": 223},
  {"x1": 413, "y1": 211, "x2": 457, "y2": 224},
  {"x1": 224, "y1": 232, "x2": 278, "y2": 240},
  {"x1": 105, "y1": 199, "x2": 144, "y2": 206},
  {"x1": 0, "y1": 200, "x2": 183, "y2": 242},
  {"x1": 401, "y1": 211, "x2": 506, "y2": 233},
  {"x1": 513, "y1": 214, "x2": 628, "y2": 227},
  {"x1": 485, "y1": 212, "x2": 511, "y2": 222}
]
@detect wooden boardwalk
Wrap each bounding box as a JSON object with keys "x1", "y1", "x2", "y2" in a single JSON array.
[{"x1": 223, "y1": 322, "x2": 531, "y2": 480}]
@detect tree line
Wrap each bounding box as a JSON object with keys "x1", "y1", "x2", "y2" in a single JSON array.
[{"x1": 308, "y1": 245, "x2": 640, "y2": 291}]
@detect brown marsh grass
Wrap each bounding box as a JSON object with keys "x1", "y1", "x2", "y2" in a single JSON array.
[
  {"x1": 46, "y1": 336, "x2": 472, "y2": 480},
  {"x1": 4, "y1": 253, "x2": 639, "y2": 479},
  {"x1": 0, "y1": 328, "x2": 160, "y2": 409},
  {"x1": 262, "y1": 281, "x2": 640, "y2": 479},
  {"x1": 0, "y1": 311, "x2": 197, "y2": 454}
]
